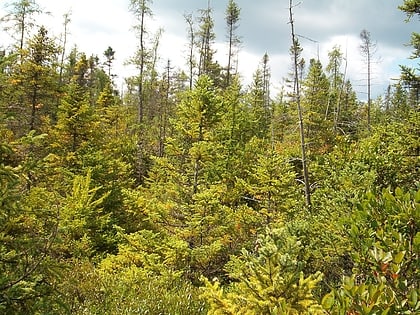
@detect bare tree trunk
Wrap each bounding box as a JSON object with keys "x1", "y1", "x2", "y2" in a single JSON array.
[
  {"x1": 138, "y1": 7, "x2": 145, "y2": 124},
  {"x1": 184, "y1": 13, "x2": 195, "y2": 90},
  {"x1": 59, "y1": 12, "x2": 70, "y2": 86},
  {"x1": 367, "y1": 49, "x2": 371, "y2": 130},
  {"x1": 158, "y1": 60, "x2": 170, "y2": 157},
  {"x1": 30, "y1": 73, "x2": 38, "y2": 131},
  {"x1": 225, "y1": 0, "x2": 240, "y2": 86},
  {"x1": 360, "y1": 29, "x2": 375, "y2": 131},
  {"x1": 19, "y1": 6, "x2": 25, "y2": 52},
  {"x1": 226, "y1": 20, "x2": 233, "y2": 85},
  {"x1": 262, "y1": 53, "x2": 270, "y2": 120},
  {"x1": 334, "y1": 53, "x2": 348, "y2": 131},
  {"x1": 289, "y1": 0, "x2": 311, "y2": 207}
]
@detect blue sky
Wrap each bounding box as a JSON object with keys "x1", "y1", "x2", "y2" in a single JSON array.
[{"x1": 0, "y1": 0, "x2": 417, "y2": 99}]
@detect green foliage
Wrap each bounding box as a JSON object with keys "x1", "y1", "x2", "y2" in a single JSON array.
[
  {"x1": 399, "y1": 0, "x2": 420, "y2": 20},
  {"x1": 55, "y1": 80, "x2": 99, "y2": 154},
  {"x1": 248, "y1": 60, "x2": 271, "y2": 139},
  {"x1": 323, "y1": 188, "x2": 420, "y2": 314},
  {"x1": 236, "y1": 141, "x2": 302, "y2": 223},
  {"x1": 55, "y1": 259, "x2": 207, "y2": 315},
  {"x1": 100, "y1": 229, "x2": 189, "y2": 277},
  {"x1": 57, "y1": 170, "x2": 110, "y2": 258},
  {"x1": 0, "y1": 141, "x2": 63, "y2": 314},
  {"x1": 201, "y1": 227, "x2": 324, "y2": 314},
  {"x1": 66, "y1": 229, "x2": 208, "y2": 314},
  {"x1": 302, "y1": 58, "x2": 334, "y2": 153},
  {"x1": 398, "y1": 0, "x2": 420, "y2": 106},
  {"x1": 310, "y1": 116, "x2": 419, "y2": 290},
  {"x1": 355, "y1": 120, "x2": 419, "y2": 190},
  {"x1": 3, "y1": 26, "x2": 59, "y2": 135},
  {"x1": 313, "y1": 115, "x2": 419, "y2": 206}
]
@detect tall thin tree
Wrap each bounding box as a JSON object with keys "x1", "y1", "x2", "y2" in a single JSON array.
[
  {"x1": 104, "y1": 46, "x2": 115, "y2": 78},
  {"x1": 1, "y1": 0, "x2": 44, "y2": 60},
  {"x1": 225, "y1": 0, "x2": 241, "y2": 86},
  {"x1": 58, "y1": 11, "x2": 71, "y2": 86},
  {"x1": 184, "y1": 13, "x2": 195, "y2": 90},
  {"x1": 360, "y1": 29, "x2": 376, "y2": 131},
  {"x1": 262, "y1": 53, "x2": 270, "y2": 114},
  {"x1": 197, "y1": 1, "x2": 215, "y2": 77},
  {"x1": 129, "y1": 0, "x2": 152, "y2": 124},
  {"x1": 289, "y1": 0, "x2": 311, "y2": 207}
]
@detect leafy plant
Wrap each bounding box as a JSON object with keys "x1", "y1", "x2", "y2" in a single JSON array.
[{"x1": 323, "y1": 188, "x2": 420, "y2": 314}]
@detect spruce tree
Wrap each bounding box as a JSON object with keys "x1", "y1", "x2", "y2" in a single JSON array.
[{"x1": 225, "y1": 0, "x2": 241, "y2": 86}]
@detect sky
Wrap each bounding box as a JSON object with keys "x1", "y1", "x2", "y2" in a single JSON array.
[{"x1": 0, "y1": 0, "x2": 417, "y2": 100}]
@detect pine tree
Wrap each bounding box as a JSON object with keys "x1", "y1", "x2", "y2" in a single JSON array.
[
  {"x1": 288, "y1": 0, "x2": 311, "y2": 207},
  {"x1": 302, "y1": 58, "x2": 333, "y2": 153},
  {"x1": 5, "y1": 26, "x2": 59, "y2": 135},
  {"x1": 103, "y1": 46, "x2": 115, "y2": 79},
  {"x1": 201, "y1": 227, "x2": 324, "y2": 314},
  {"x1": 54, "y1": 53, "x2": 99, "y2": 155},
  {"x1": 129, "y1": 0, "x2": 153, "y2": 124},
  {"x1": 248, "y1": 54, "x2": 272, "y2": 139},
  {"x1": 196, "y1": 2, "x2": 223, "y2": 86},
  {"x1": 0, "y1": 136, "x2": 61, "y2": 313},
  {"x1": 1, "y1": 0, "x2": 43, "y2": 52},
  {"x1": 184, "y1": 13, "x2": 196, "y2": 90},
  {"x1": 399, "y1": 0, "x2": 420, "y2": 106},
  {"x1": 326, "y1": 45, "x2": 344, "y2": 130},
  {"x1": 225, "y1": 0, "x2": 241, "y2": 86},
  {"x1": 359, "y1": 29, "x2": 377, "y2": 131},
  {"x1": 134, "y1": 76, "x2": 242, "y2": 279}
]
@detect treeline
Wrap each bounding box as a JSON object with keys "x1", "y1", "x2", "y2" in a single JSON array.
[{"x1": 0, "y1": 0, "x2": 419, "y2": 314}]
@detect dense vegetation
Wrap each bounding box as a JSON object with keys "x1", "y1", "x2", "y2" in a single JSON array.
[{"x1": 0, "y1": 0, "x2": 419, "y2": 314}]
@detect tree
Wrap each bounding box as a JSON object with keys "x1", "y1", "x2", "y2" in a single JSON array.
[
  {"x1": 288, "y1": 0, "x2": 311, "y2": 207},
  {"x1": 25, "y1": 26, "x2": 59, "y2": 131},
  {"x1": 168, "y1": 75, "x2": 222, "y2": 195},
  {"x1": 103, "y1": 46, "x2": 115, "y2": 78},
  {"x1": 339, "y1": 79, "x2": 360, "y2": 135},
  {"x1": 58, "y1": 11, "x2": 71, "y2": 88},
  {"x1": 197, "y1": 2, "x2": 214, "y2": 76},
  {"x1": 133, "y1": 76, "x2": 254, "y2": 280},
  {"x1": 0, "y1": 137, "x2": 62, "y2": 313},
  {"x1": 325, "y1": 46, "x2": 360, "y2": 135},
  {"x1": 157, "y1": 59, "x2": 173, "y2": 157},
  {"x1": 129, "y1": 0, "x2": 153, "y2": 124},
  {"x1": 398, "y1": 0, "x2": 420, "y2": 18},
  {"x1": 5, "y1": 26, "x2": 59, "y2": 135},
  {"x1": 1, "y1": 0, "x2": 43, "y2": 52},
  {"x1": 58, "y1": 171, "x2": 110, "y2": 258},
  {"x1": 225, "y1": 0, "x2": 241, "y2": 86},
  {"x1": 196, "y1": 2, "x2": 222, "y2": 85},
  {"x1": 184, "y1": 13, "x2": 196, "y2": 90},
  {"x1": 237, "y1": 145, "x2": 301, "y2": 224},
  {"x1": 248, "y1": 54, "x2": 272, "y2": 139},
  {"x1": 360, "y1": 29, "x2": 377, "y2": 130},
  {"x1": 399, "y1": 0, "x2": 420, "y2": 105},
  {"x1": 302, "y1": 58, "x2": 333, "y2": 152},
  {"x1": 201, "y1": 227, "x2": 324, "y2": 314},
  {"x1": 326, "y1": 45, "x2": 344, "y2": 130},
  {"x1": 53, "y1": 53, "x2": 99, "y2": 155},
  {"x1": 262, "y1": 53, "x2": 270, "y2": 115}
]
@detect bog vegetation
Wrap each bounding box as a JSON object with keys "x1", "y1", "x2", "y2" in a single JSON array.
[{"x1": 0, "y1": 0, "x2": 419, "y2": 314}]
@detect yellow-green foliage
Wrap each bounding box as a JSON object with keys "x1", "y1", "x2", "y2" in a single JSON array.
[{"x1": 200, "y1": 227, "x2": 325, "y2": 314}]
